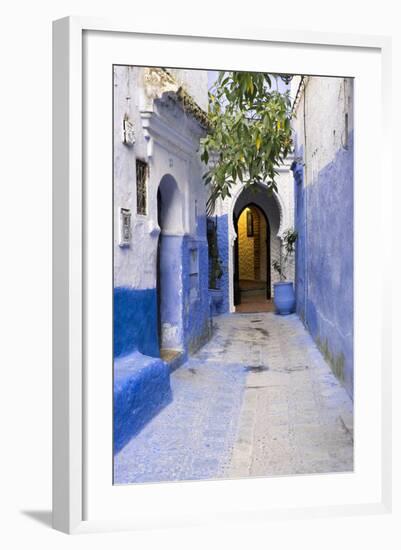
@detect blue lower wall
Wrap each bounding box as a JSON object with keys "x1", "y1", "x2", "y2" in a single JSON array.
[
  {"x1": 214, "y1": 214, "x2": 230, "y2": 314},
  {"x1": 182, "y1": 232, "x2": 212, "y2": 352},
  {"x1": 158, "y1": 218, "x2": 212, "y2": 354},
  {"x1": 114, "y1": 351, "x2": 172, "y2": 454},
  {"x1": 293, "y1": 156, "x2": 306, "y2": 320},
  {"x1": 115, "y1": 220, "x2": 213, "y2": 359},
  {"x1": 159, "y1": 235, "x2": 185, "y2": 349},
  {"x1": 113, "y1": 218, "x2": 213, "y2": 452},
  {"x1": 294, "y1": 134, "x2": 354, "y2": 397},
  {"x1": 114, "y1": 287, "x2": 159, "y2": 358}
]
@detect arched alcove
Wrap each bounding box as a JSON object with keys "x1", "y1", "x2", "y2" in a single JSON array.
[
  {"x1": 156, "y1": 174, "x2": 184, "y2": 355},
  {"x1": 157, "y1": 174, "x2": 184, "y2": 234}
]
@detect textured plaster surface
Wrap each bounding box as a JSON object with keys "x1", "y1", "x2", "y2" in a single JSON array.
[
  {"x1": 182, "y1": 228, "x2": 212, "y2": 354},
  {"x1": 113, "y1": 65, "x2": 209, "y2": 291},
  {"x1": 114, "y1": 352, "x2": 172, "y2": 454},
  {"x1": 158, "y1": 234, "x2": 185, "y2": 350},
  {"x1": 114, "y1": 312, "x2": 353, "y2": 483},
  {"x1": 296, "y1": 137, "x2": 353, "y2": 394},
  {"x1": 215, "y1": 214, "x2": 230, "y2": 314},
  {"x1": 114, "y1": 66, "x2": 212, "y2": 359},
  {"x1": 292, "y1": 76, "x2": 354, "y2": 396},
  {"x1": 168, "y1": 68, "x2": 208, "y2": 111},
  {"x1": 114, "y1": 287, "x2": 159, "y2": 358}
]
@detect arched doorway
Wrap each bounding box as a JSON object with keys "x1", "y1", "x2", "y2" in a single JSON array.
[
  {"x1": 157, "y1": 174, "x2": 184, "y2": 356},
  {"x1": 231, "y1": 183, "x2": 283, "y2": 313},
  {"x1": 234, "y1": 204, "x2": 271, "y2": 309}
]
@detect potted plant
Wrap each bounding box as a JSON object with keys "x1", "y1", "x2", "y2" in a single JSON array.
[{"x1": 272, "y1": 228, "x2": 298, "y2": 315}]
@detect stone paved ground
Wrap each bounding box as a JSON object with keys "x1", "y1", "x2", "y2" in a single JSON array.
[
  {"x1": 227, "y1": 313, "x2": 353, "y2": 478},
  {"x1": 114, "y1": 313, "x2": 353, "y2": 484}
]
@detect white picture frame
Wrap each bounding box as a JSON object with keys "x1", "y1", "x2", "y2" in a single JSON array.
[{"x1": 52, "y1": 16, "x2": 392, "y2": 534}]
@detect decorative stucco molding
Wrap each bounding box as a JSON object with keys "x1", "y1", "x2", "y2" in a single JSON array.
[
  {"x1": 213, "y1": 159, "x2": 295, "y2": 312},
  {"x1": 142, "y1": 68, "x2": 179, "y2": 111},
  {"x1": 140, "y1": 110, "x2": 199, "y2": 160},
  {"x1": 225, "y1": 171, "x2": 293, "y2": 243},
  {"x1": 140, "y1": 68, "x2": 208, "y2": 161}
]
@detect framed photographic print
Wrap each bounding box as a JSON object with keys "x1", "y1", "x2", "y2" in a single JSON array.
[{"x1": 52, "y1": 17, "x2": 392, "y2": 534}]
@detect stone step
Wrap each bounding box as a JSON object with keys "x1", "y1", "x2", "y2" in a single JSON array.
[{"x1": 114, "y1": 351, "x2": 172, "y2": 454}]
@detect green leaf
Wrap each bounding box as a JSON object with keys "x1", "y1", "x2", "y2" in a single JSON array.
[{"x1": 200, "y1": 72, "x2": 292, "y2": 205}]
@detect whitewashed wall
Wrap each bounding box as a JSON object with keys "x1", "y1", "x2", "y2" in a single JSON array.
[
  {"x1": 113, "y1": 66, "x2": 208, "y2": 290},
  {"x1": 291, "y1": 76, "x2": 354, "y2": 180},
  {"x1": 290, "y1": 75, "x2": 354, "y2": 395}
]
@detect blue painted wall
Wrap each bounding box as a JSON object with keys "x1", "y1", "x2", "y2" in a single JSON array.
[
  {"x1": 114, "y1": 352, "x2": 172, "y2": 454},
  {"x1": 115, "y1": 219, "x2": 213, "y2": 361},
  {"x1": 158, "y1": 217, "x2": 212, "y2": 354},
  {"x1": 159, "y1": 234, "x2": 185, "y2": 349},
  {"x1": 113, "y1": 287, "x2": 172, "y2": 454},
  {"x1": 292, "y1": 149, "x2": 306, "y2": 321},
  {"x1": 113, "y1": 216, "x2": 213, "y2": 453},
  {"x1": 114, "y1": 287, "x2": 159, "y2": 358},
  {"x1": 293, "y1": 134, "x2": 354, "y2": 397},
  {"x1": 182, "y1": 216, "x2": 212, "y2": 352},
  {"x1": 213, "y1": 214, "x2": 230, "y2": 314}
]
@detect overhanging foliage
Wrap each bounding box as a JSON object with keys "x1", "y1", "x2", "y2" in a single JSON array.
[{"x1": 200, "y1": 72, "x2": 293, "y2": 214}]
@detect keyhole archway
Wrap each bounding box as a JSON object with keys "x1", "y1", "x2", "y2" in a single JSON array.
[
  {"x1": 234, "y1": 204, "x2": 271, "y2": 306},
  {"x1": 231, "y1": 183, "x2": 283, "y2": 312}
]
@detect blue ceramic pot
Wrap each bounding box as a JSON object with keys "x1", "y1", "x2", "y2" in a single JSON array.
[{"x1": 273, "y1": 281, "x2": 295, "y2": 315}]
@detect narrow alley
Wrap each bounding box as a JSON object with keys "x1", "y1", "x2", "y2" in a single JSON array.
[
  {"x1": 114, "y1": 312, "x2": 353, "y2": 484},
  {"x1": 113, "y1": 68, "x2": 354, "y2": 486}
]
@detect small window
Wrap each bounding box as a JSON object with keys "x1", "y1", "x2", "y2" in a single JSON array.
[{"x1": 136, "y1": 159, "x2": 148, "y2": 215}]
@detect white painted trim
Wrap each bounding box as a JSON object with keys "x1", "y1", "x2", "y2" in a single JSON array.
[
  {"x1": 78, "y1": 16, "x2": 390, "y2": 49},
  {"x1": 52, "y1": 17, "x2": 83, "y2": 533},
  {"x1": 226, "y1": 174, "x2": 292, "y2": 312},
  {"x1": 140, "y1": 110, "x2": 200, "y2": 159}
]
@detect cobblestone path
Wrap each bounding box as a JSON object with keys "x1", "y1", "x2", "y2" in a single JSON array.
[{"x1": 114, "y1": 313, "x2": 353, "y2": 484}]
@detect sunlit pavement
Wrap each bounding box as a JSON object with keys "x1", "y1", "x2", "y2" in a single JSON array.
[{"x1": 114, "y1": 312, "x2": 353, "y2": 484}]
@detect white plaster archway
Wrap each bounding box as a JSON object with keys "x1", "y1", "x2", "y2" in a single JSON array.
[
  {"x1": 226, "y1": 177, "x2": 293, "y2": 312},
  {"x1": 228, "y1": 182, "x2": 288, "y2": 245},
  {"x1": 157, "y1": 173, "x2": 185, "y2": 236}
]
